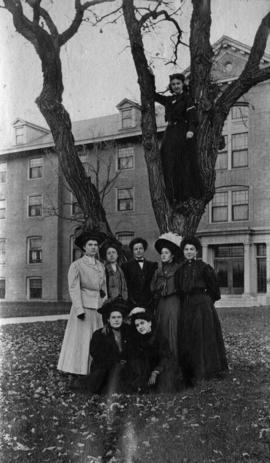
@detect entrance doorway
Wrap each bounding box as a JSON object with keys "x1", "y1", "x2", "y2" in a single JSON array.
[{"x1": 214, "y1": 244, "x2": 244, "y2": 295}]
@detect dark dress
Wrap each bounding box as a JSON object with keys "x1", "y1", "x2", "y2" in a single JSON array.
[
  {"x1": 125, "y1": 330, "x2": 178, "y2": 394},
  {"x1": 122, "y1": 259, "x2": 158, "y2": 309},
  {"x1": 151, "y1": 261, "x2": 181, "y2": 363},
  {"x1": 154, "y1": 91, "x2": 202, "y2": 203},
  {"x1": 87, "y1": 323, "x2": 130, "y2": 394},
  {"x1": 175, "y1": 259, "x2": 228, "y2": 386}
]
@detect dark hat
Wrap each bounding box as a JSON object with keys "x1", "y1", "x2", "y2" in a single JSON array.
[
  {"x1": 180, "y1": 236, "x2": 202, "y2": 252},
  {"x1": 169, "y1": 73, "x2": 185, "y2": 83},
  {"x1": 74, "y1": 230, "x2": 107, "y2": 251},
  {"x1": 129, "y1": 237, "x2": 148, "y2": 252},
  {"x1": 99, "y1": 239, "x2": 122, "y2": 261},
  {"x1": 130, "y1": 310, "x2": 153, "y2": 324},
  {"x1": 98, "y1": 296, "x2": 131, "y2": 318},
  {"x1": 154, "y1": 232, "x2": 182, "y2": 256}
]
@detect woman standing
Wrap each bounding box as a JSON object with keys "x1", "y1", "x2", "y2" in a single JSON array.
[
  {"x1": 100, "y1": 240, "x2": 128, "y2": 301},
  {"x1": 175, "y1": 236, "x2": 228, "y2": 387},
  {"x1": 151, "y1": 232, "x2": 182, "y2": 364},
  {"x1": 154, "y1": 73, "x2": 202, "y2": 204},
  {"x1": 57, "y1": 230, "x2": 107, "y2": 378}
]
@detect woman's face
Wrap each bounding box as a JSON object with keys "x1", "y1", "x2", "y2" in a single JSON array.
[
  {"x1": 106, "y1": 247, "x2": 118, "y2": 264},
  {"x1": 83, "y1": 239, "x2": 99, "y2": 257},
  {"x1": 161, "y1": 247, "x2": 173, "y2": 263},
  {"x1": 183, "y1": 244, "x2": 197, "y2": 261},
  {"x1": 170, "y1": 78, "x2": 184, "y2": 94},
  {"x1": 108, "y1": 311, "x2": 123, "y2": 329},
  {"x1": 134, "y1": 318, "x2": 152, "y2": 335}
]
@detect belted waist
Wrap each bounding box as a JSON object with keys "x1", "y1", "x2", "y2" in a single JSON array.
[{"x1": 167, "y1": 120, "x2": 187, "y2": 126}]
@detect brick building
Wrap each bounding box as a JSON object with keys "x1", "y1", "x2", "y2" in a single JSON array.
[{"x1": 1, "y1": 36, "x2": 270, "y2": 307}]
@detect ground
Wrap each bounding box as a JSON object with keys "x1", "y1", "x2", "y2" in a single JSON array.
[{"x1": 0, "y1": 307, "x2": 270, "y2": 463}]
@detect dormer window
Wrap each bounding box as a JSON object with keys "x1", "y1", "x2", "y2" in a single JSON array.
[
  {"x1": 121, "y1": 108, "x2": 133, "y2": 129},
  {"x1": 15, "y1": 126, "x2": 25, "y2": 145}
]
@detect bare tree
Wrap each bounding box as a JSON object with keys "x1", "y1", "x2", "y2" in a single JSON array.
[
  {"x1": 3, "y1": 0, "x2": 115, "y2": 235},
  {"x1": 3, "y1": 0, "x2": 270, "y2": 238},
  {"x1": 120, "y1": 0, "x2": 270, "y2": 235}
]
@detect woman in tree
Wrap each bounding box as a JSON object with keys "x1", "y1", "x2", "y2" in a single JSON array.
[
  {"x1": 126, "y1": 310, "x2": 177, "y2": 393},
  {"x1": 175, "y1": 236, "x2": 228, "y2": 387},
  {"x1": 100, "y1": 240, "x2": 128, "y2": 301},
  {"x1": 151, "y1": 232, "x2": 182, "y2": 364},
  {"x1": 154, "y1": 73, "x2": 203, "y2": 205},
  {"x1": 57, "y1": 230, "x2": 107, "y2": 385}
]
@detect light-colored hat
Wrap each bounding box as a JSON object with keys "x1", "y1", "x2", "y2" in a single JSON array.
[
  {"x1": 154, "y1": 232, "x2": 182, "y2": 255},
  {"x1": 128, "y1": 307, "x2": 146, "y2": 317}
]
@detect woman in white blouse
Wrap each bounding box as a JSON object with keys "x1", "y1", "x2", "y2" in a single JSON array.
[{"x1": 57, "y1": 231, "x2": 107, "y2": 378}]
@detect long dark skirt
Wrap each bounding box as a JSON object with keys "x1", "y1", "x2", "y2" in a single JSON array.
[
  {"x1": 161, "y1": 124, "x2": 202, "y2": 203},
  {"x1": 156, "y1": 294, "x2": 181, "y2": 364},
  {"x1": 179, "y1": 293, "x2": 228, "y2": 386}
]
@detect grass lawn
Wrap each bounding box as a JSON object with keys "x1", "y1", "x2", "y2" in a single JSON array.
[{"x1": 0, "y1": 307, "x2": 270, "y2": 463}]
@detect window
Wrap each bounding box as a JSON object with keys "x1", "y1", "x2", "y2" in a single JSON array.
[
  {"x1": 15, "y1": 126, "x2": 24, "y2": 145},
  {"x1": 0, "y1": 238, "x2": 6, "y2": 264},
  {"x1": 0, "y1": 199, "x2": 6, "y2": 219},
  {"x1": 28, "y1": 237, "x2": 42, "y2": 263},
  {"x1": 232, "y1": 133, "x2": 248, "y2": 168},
  {"x1": 211, "y1": 192, "x2": 228, "y2": 222},
  {"x1": 231, "y1": 105, "x2": 249, "y2": 120},
  {"x1": 214, "y1": 244, "x2": 244, "y2": 295},
  {"x1": 117, "y1": 188, "x2": 134, "y2": 211},
  {"x1": 28, "y1": 195, "x2": 42, "y2": 217},
  {"x1": 0, "y1": 163, "x2": 7, "y2": 183},
  {"x1": 216, "y1": 136, "x2": 228, "y2": 170},
  {"x1": 70, "y1": 236, "x2": 82, "y2": 262},
  {"x1": 232, "y1": 190, "x2": 248, "y2": 221},
  {"x1": 121, "y1": 108, "x2": 133, "y2": 129},
  {"x1": 116, "y1": 232, "x2": 134, "y2": 246},
  {"x1": 0, "y1": 279, "x2": 5, "y2": 299},
  {"x1": 29, "y1": 157, "x2": 43, "y2": 179},
  {"x1": 117, "y1": 147, "x2": 134, "y2": 170},
  {"x1": 28, "y1": 277, "x2": 42, "y2": 299},
  {"x1": 256, "y1": 244, "x2": 266, "y2": 293}
]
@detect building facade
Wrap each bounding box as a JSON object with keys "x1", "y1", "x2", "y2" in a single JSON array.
[{"x1": 1, "y1": 36, "x2": 270, "y2": 307}]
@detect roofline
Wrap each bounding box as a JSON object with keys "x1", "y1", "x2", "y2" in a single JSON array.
[
  {"x1": 0, "y1": 124, "x2": 167, "y2": 156},
  {"x1": 12, "y1": 118, "x2": 50, "y2": 133}
]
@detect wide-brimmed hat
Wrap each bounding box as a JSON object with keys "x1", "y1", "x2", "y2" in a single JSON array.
[
  {"x1": 154, "y1": 232, "x2": 182, "y2": 256},
  {"x1": 74, "y1": 230, "x2": 107, "y2": 251},
  {"x1": 129, "y1": 237, "x2": 148, "y2": 252},
  {"x1": 180, "y1": 236, "x2": 201, "y2": 252},
  {"x1": 98, "y1": 296, "x2": 131, "y2": 319},
  {"x1": 99, "y1": 239, "x2": 122, "y2": 261}
]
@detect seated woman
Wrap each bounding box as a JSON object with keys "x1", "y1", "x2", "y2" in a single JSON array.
[
  {"x1": 87, "y1": 296, "x2": 131, "y2": 394},
  {"x1": 125, "y1": 310, "x2": 178, "y2": 394}
]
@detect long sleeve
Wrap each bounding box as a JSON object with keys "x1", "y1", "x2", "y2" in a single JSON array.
[
  {"x1": 154, "y1": 92, "x2": 171, "y2": 106},
  {"x1": 68, "y1": 262, "x2": 85, "y2": 317},
  {"x1": 203, "y1": 264, "x2": 221, "y2": 302}
]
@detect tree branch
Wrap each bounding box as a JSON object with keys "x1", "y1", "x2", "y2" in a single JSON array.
[
  {"x1": 59, "y1": 0, "x2": 118, "y2": 46},
  {"x1": 215, "y1": 11, "x2": 270, "y2": 117}
]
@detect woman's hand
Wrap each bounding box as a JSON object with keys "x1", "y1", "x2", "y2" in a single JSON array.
[
  {"x1": 186, "y1": 131, "x2": 194, "y2": 139},
  {"x1": 148, "y1": 371, "x2": 159, "y2": 385}
]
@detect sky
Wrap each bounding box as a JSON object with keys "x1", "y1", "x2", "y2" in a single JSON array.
[{"x1": 0, "y1": 0, "x2": 269, "y2": 146}]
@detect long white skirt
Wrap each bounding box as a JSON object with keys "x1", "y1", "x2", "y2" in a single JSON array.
[{"x1": 57, "y1": 306, "x2": 103, "y2": 375}]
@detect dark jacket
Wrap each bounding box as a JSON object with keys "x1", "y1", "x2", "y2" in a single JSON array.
[
  {"x1": 88, "y1": 323, "x2": 131, "y2": 393},
  {"x1": 122, "y1": 259, "x2": 158, "y2": 308},
  {"x1": 154, "y1": 91, "x2": 197, "y2": 132}
]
